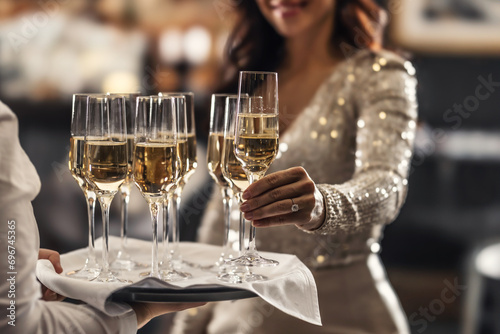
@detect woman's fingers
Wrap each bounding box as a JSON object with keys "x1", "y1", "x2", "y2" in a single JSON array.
[
  {"x1": 242, "y1": 167, "x2": 307, "y2": 200},
  {"x1": 240, "y1": 179, "x2": 314, "y2": 212},
  {"x1": 239, "y1": 166, "x2": 325, "y2": 231},
  {"x1": 243, "y1": 195, "x2": 313, "y2": 221},
  {"x1": 252, "y1": 211, "x2": 311, "y2": 228}
]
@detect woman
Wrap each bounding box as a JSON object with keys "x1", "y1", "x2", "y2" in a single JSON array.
[{"x1": 174, "y1": 0, "x2": 417, "y2": 333}]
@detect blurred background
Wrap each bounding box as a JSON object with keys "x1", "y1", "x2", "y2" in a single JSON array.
[{"x1": 1, "y1": 0, "x2": 500, "y2": 333}]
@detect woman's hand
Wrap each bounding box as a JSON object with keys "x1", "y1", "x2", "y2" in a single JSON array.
[
  {"x1": 38, "y1": 249, "x2": 66, "y2": 301},
  {"x1": 240, "y1": 167, "x2": 325, "y2": 231}
]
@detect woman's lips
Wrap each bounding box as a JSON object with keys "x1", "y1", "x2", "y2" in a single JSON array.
[{"x1": 270, "y1": 1, "x2": 307, "y2": 18}]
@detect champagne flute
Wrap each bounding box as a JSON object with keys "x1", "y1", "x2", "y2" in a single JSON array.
[
  {"x1": 232, "y1": 71, "x2": 280, "y2": 268},
  {"x1": 67, "y1": 94, "x2": 100, "y2": 279},
  {"x1": 109, "y1": 93, "x2": 142, "y2": 271},
  {"x1": 159, "y1": 96, "x2": 191, "y2": 281},
  {"x1": 134, "y1": 96, "x2": 179, "y2": 280},
  {"x1": 159, "y1": 92, "x2": 197, "y2": 269},
  {"x1": 219, "y1": 96, "x2": 255, "y2": 283},
  {"x1": 208, "y1": 94, "x2": 238, "y2": 267},
  {"x1": 84, "y1": 95, "x2": 130, "y2": 283}
]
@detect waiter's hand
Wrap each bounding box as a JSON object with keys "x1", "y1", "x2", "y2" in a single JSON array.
[
  {"x1": 131, "y1": 302, "x2": 207, "y2": 329},
  {"x1": 38, "y1": 249, "x2": 66, "y2": 301}
]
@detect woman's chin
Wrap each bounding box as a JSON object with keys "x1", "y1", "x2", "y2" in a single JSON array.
[{"x1": 275, "y1": 25, "x2": 310, "y2": 39}]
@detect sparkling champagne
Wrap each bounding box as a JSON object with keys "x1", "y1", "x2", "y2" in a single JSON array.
[
  {"x1": 85, "y1": 141, "x2": 128, "y2": 193},
  {"x1": 133, "y1": 142, "x2": 178, "y2": 197},
  {"x1": 235, "y1": 113, "x2": 278, "y2": 174},
  {"x1": 186, "y1": 134, "x2": 197, "y2": 176},
  {"x1": 222, "y1": 137, "x2": 249, "y2": 193},
  {"x1": 207, "y1": 132, "x2": 229, "y2": 188},
  {"x1": 124, "y1": 135, "x2": 135, "y2": 184},
  {"x1": 69, "y1": 136, "x2": 88, "y2": 190},
  {"x1": 177, "y1": 139, "x2": 188, "y2": 179}
]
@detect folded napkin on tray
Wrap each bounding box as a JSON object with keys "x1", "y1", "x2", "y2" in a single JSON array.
[{"x1": 36, "y1": 236, "x2": 321, "y2": 326}]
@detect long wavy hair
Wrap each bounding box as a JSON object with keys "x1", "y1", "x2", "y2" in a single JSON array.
[{"x1": 219, "y1": 0, "x2": 387, "y2": 92}]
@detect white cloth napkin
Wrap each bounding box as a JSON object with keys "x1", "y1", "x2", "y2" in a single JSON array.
[{"x1": 36, "y1": 236, "x2": 321, "y2": 326}]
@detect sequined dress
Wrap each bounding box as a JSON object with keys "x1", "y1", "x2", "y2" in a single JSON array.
[{"x1": 172, "y1": 50, "x2": 418, "y2": 334}]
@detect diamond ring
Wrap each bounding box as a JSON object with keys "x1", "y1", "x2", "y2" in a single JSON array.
[{"x1": 291, "y1": 198, "x2": 299, "y2": 212}]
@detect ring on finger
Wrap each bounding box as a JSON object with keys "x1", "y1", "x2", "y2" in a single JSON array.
[{"x1": 291, "y1": 198, "x2": 299, "y2": 212}]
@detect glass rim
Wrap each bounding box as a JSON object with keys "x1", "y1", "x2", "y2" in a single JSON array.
[
  {"x1": 106, "y1": 92, "x2": 141, "y2": 97},
  {"x1": 239, "y1": 71, "x2": 277, "y2": 75},
  {"x1": 136, "y1": 95, "x2": 186, "y2": 109},
  {"x1": 212, "y1": 93, "x2": 238, "y2": 97},
  {"x1": 158, "y1": 91, "x2": 194, "y2": 97},
  {"x1": 73, "y1": 93, "x2": 106, "y2": 98}
]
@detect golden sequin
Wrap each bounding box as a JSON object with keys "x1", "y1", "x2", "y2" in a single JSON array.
[
  {"x1": 370, "y1": 243, "x2": 381, "y2": 253},
  {"x1": 404, "y1": 61, "x2": 416, "y2": 75}
]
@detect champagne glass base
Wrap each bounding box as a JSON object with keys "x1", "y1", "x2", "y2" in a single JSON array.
[
  {"x1": 110, "y1": 259, "x2": 145, "y2": 271},
  {"x1": 216, "y1": 252, "x2": 235, "y2": 267},
  {"x1": 242, "y1": 273, "x2": 268, "y2": 282},
  {"x1": 66, "y1": 265, "x2": 100, "y2": 280},
  {"x1": 227, "y1": 251, "x2": 279, "y2": 267},
  {"x1": 217, "y1": 272, "x2": 244, "y2": 284},
  {"x1": 182, "y1": 260, "x2": 217, "y2": 272},
  {"x1": 217, "y1": 267, "x2": 267, "y2": 283},
  {"x1": 182, "y1": 251, "x2": 235, "y2": 273},
  {"x1": 92, "y1": 271, "x2": 132, "y2": 283},
  {"x1": 111, "y1": 251, "x2": 148, "y2": 271},
  {"x1": 160, "y1": 269, "x2": 192, "y2": 282}
]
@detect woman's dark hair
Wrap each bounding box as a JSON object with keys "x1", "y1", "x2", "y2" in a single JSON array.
[{"x1": 219, "y1": 0, "x2": 387, "y2": 92}]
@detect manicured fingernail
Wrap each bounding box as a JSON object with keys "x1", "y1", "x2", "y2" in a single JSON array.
[
  {"x1": 240, "y1": 202, "x2": 249, "y2": 211},
  {"x1": 244, "y1": 211, "x2": 253, "y2": 220},
  {"x1": 242, "y1": 190, "x2": 251, "y2": 200}
]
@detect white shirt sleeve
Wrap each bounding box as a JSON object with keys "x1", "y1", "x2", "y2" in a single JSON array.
[{"x1": 0, "y1": 100, "x2": 138, "y2": 334}]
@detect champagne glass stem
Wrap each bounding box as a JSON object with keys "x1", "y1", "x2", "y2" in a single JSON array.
[
  {"x1": 173, "y1": 186, "x2": 182, "y2": 248},
  {"x1": 167, "y1": 190, "x2": 180, "y2": 262},
  {"x1": 85, "y1": 190, "x2": 97, "y2": 268},
  {"x1": 98, "y1": 195, "x2": 113, "y2": 278},
  {"x1": 219, "y1": 187, "x2": 232, "y2": 262},
  {"x1": 159, "y1": 195, "x2": 190, "y2": 281},
  {"x1": 120, "y1": 184, "x2": 130, "y2": 249},
  {"x1": 239, "y1": 206, "x2": 245, "y2": 254},
  {"x1": 162, "y1": 199, "x2": 169, "y2": 265},
  {"x1": 149, "y1": 200, "x2": 162, "y2": 278},
  {"x1": 246, "y1": 172, "x2": 264, "y2": 253}
]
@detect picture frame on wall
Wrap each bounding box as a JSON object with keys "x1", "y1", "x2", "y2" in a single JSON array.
[{"x1": 391, "y1": 0, "x2": 500, "y2": 55}]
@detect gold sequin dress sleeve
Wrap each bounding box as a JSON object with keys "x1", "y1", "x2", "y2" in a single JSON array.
[
  {"x1": 311, "y1": 50, "x2": 417, "y2": 238},
  {"x1": 171, "y1": 49, "x2": 418, "y2": 334}
]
